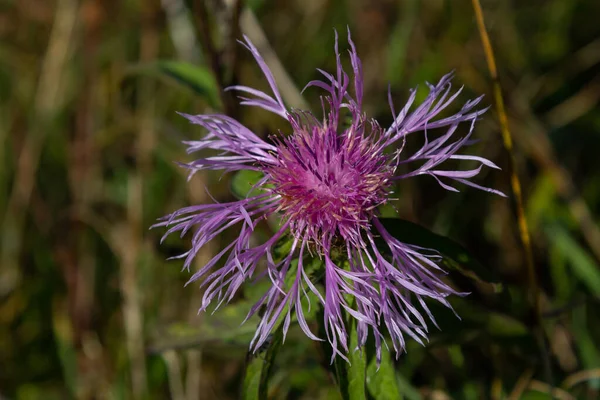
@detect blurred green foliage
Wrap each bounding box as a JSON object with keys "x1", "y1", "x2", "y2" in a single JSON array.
[{"x1": 1, "y1": 0, "x2": 600, "y2": 399}]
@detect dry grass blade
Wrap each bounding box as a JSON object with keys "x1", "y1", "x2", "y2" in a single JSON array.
[
  {"x1": 163, "y1": 350, "x2": 186, "y2": 400},
  {"x1": 528, "y1": 380, "x2": 575, "y2": 400},
  {"x1": 471, "y1": 0, "x2": 552, "y2": 384},
  {"x1": 240, "y1": 8, "x2": 309, "y2": 111},
  {"x1": 508, "y1": 368, "x2": 534, "y2": 400},
  {"x1": 470, "y1": 0, "x2": 538, "y2": 319},
  {"x1": 562, "y1": 368, "x2": 600, "y2": 390},
  {"x1": 0, "y1": 0, "x2": 79, "y2": 297}
]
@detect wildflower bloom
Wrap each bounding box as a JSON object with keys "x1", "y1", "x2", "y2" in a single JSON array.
[{"x1": 155, "y1": 30, "x2": 504, "y2": 363}]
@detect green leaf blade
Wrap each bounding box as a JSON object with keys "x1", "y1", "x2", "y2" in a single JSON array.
[
  {"x1": 128, "y1": 61, "x2": 221, "y2": 108},
  {"x1": 231, "y1": 170, "x2": 267, "y2": 200},
  {"x1": 346, "y1": 320, "x2": 367, "y2": 400},
  {"x1": 366, "y1": 347, "x2": 402, "y2": 400},
  {"x1": 242, "y1": 325, "x2": 284, "y2": 400},
  {"x1": 546, "y1": 224, "x2": 600, "y2": 295}
]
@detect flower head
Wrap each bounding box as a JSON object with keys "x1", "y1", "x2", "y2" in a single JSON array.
[{"x1": 155, "y1": 30, "x2": 504, "y2": 363}]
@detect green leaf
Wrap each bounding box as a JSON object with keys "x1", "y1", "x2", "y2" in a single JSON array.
[
  {"x1": 395, "y1": 374, "x2": 423, "y2": 400},
  {"x1": 366, "y1": 347, "x2": 402, "y2": 400},
  {"x1": 317, "y1": 306, "x2": 351, "y2": 400},
  {"x1": 520, "y1": 391, "x2": 559, "y2": 400},
  {"x1": 319, "y1": 306, "x2": 366, "y2": 400},
  {"x1": 243, "y1": 255, "x2": 321, "y2": 398},
  {"x1": 385, "y1": 0, "x2": 418, "y2": 85},
  {"x1": 378, "y1": 218, "x2": 502, "y2": 292},
  {"x1": 128, "y1": 61, "x2": 221, "y2": 108},
  {"x1": 242, "y1": 324, "x2": 284, "y2": 400},
  {"x1": 231, "y1": 170, "x2": 267, "y2": 200},
  {"x1": 571, "y1": 304, "x2": 600, "y2": 389},
  {"x1": 346, "y1": 319, "x2": 367, "y2": 400},
  {"x1": 148, "y1": 301, "x2": 259, "y2": 356},
  {"x1": 549, "y1": 244, "x2": 571, "y2": 301},
  {"x1": 242, "y1": 255, "x2": 324, "y2": 399},
  {"x1": 332, "y1": 356, "x2": 351, "y2": 400},
  {"x1": 434, "y1": 296, "x2": 528, "y2": 339},
  {"x1": 545, "y1": 224, "x2": 600, "y2": 295},
  {"x1": 148, "y1": 277, "x2": 281, "y2": 355},
  {"x1": 484, "y1": 311, "x2": 529, "y2": 337}
]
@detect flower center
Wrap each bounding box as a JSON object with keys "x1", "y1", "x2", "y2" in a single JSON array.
[{"x1": 267, "y1": 123, "x2": 393, "y2": 247}]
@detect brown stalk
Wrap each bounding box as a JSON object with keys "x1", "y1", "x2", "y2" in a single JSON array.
[
  {"x1": 64, "y1": 0, "x2": 107, "y2": 397},
  {"x1": 471, "y1": 0, "x2": 552, "y2": 385},
  {"x1": 119, "y1": 1, "x2": 161, "y2": 398},
  {"x1": 163, "y1": 350, "x2": 186, "y2": 400}
]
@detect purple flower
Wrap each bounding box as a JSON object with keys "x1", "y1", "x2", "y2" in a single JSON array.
[{"x1": 155, "y1": 30, "x2": 504, "y2": 363}]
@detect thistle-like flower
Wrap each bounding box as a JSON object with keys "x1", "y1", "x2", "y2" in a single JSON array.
[{"x1": 155, "y1": 30, "x2": 504, "y2": 363}]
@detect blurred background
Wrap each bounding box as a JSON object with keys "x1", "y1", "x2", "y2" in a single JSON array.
[{"x1": 2, "y1": 0, "x2": 600, "y2": 399}]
